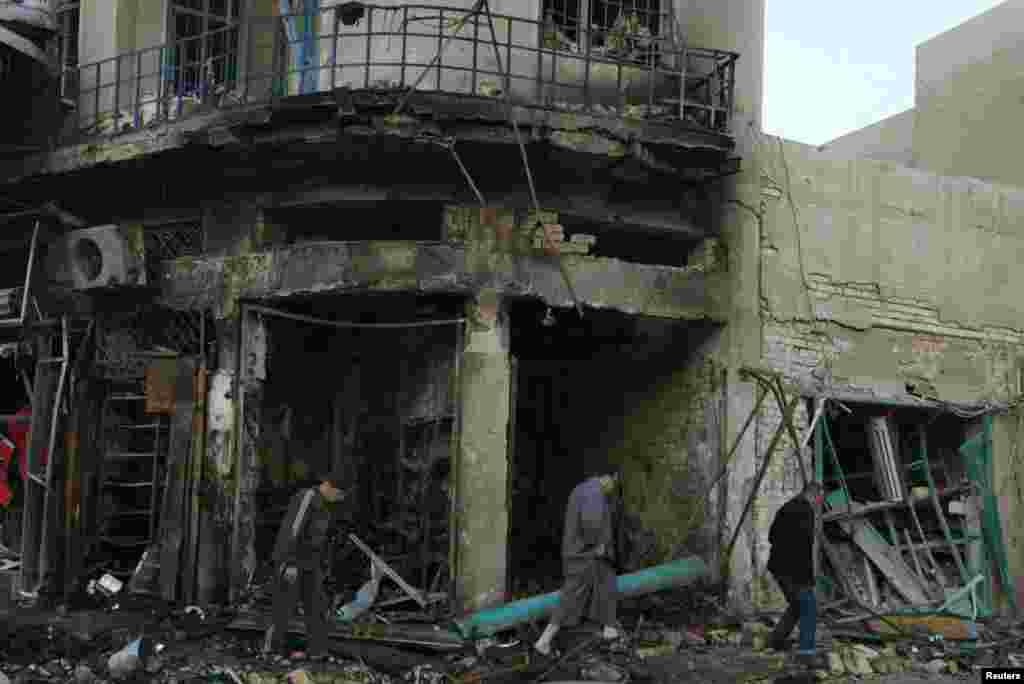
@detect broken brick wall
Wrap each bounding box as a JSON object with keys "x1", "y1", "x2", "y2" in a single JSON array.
[{"x1": 750, "y1": 137, "x2": 1024, "y2": 611}]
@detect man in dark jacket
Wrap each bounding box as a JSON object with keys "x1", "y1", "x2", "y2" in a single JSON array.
[
  {"x1": 534, "y1": 470, "x2": 621, "y2": 656},
  {"x1": 263, "y1": 471, "x2": 348, "y2": 659},
  {"x1": 767, "y1": 480, "x2": 823, "y2": 664}
]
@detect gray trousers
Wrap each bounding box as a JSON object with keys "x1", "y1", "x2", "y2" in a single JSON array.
[{"x1": 267, "y1": 565, "x2": 329, "y2": 656}]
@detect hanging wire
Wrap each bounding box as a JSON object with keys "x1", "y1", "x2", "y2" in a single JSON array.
[
  {"x1": 477, "y1": 1, "x2": 583, "y2": 318},
  {"x1": 448, "y1": 141, "x2": 487, "y2": 206}
]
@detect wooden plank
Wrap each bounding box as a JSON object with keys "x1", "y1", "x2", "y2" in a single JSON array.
[
  {"x1": 906, "y1": 490, "x2": 950, "y2": 588},
  {"x1": 160, "y1": 358, "x2": 197, "y2": 601},
  {"x1": 182, "y1": 365, "x2": 208, "y2": 605},
  {"x1": 920, "y1": 431, "x2": 970, "y2": 586},
  {"x1": 839, "y1": 517, "x2": 930, "y2": 605},
  {"x1": 863, "y1": 555, "x2": 880, "y2": 607},
  {"x1": 902, "y1": 528, "x2": 931, "y2": 595}
]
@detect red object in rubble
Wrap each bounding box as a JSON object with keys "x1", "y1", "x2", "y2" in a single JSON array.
[
  {"x1": 7, "y1": 406, "x2": 46, "y2": 483},
  {"x1": 0, "y1": 433, "x2": 13, "y2": 506}
]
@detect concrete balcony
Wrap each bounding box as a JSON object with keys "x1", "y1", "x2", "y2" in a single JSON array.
[{"x1": 60, "y1": 3, "x2": 738, "y2": 146}]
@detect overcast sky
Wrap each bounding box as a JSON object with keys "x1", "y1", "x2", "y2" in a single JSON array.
[{"x1": 763, "y1": 0, "x2": 1008, "y2": 145}]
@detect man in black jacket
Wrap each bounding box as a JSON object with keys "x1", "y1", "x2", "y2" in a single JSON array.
[
  {"x1": 766, "y1": 480, "x2": 823, "y2": 664},
  {"x1": 263, "y1": 471, "x2": 348, "y2": 659}
]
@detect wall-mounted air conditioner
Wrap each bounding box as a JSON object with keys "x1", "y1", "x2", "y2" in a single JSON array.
[{"x1": 49, "y1": 224, "x2": 146, "y2": 290}]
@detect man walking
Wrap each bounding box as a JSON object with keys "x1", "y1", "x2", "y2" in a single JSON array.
[
  {"x1": 766, "y1": 480, "x2": 824, "y2": 667},
  {"x1": 534, "y1": 470, "x2": 622, "y2": 657},
  {"x1": 263, "y1": 471, "x2": 348, "y2": 660}
]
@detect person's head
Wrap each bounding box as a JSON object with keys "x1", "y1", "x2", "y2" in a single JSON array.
[
  {"x1": 318, "y1": 472, "x2": 348, "y2": 503},
  {"x1": 803, "y1": 481, "x2": 825, "y2": 506}
]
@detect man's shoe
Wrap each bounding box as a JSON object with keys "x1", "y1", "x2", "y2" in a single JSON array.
[{"x1": 769, "y1": 638, "x2": 793, "y2": 652}]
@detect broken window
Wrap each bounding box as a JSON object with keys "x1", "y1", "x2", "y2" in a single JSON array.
[
  {"x1": 816, "y1": 402, "x2": 1002, "y2": 617},
  {"x1": 541, "y1": 0, "x2": 668, "y2": 62},
  {"x1": 167, "y1": 0, "x2": 240, "y2": 98},
  {"x1": 57, "y1": 1, "x2": 80, "y2": 99}
]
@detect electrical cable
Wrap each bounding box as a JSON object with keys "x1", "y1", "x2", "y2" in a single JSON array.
[{"x1": 477, "y1": 1, "x2": 583, "y2": 318}]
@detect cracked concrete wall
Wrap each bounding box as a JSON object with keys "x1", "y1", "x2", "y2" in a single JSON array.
[
  {"x1": 751, "y1": 137, "x2": 1024, "y2": 611},
  {"x1": 760, "y1": 138, "x2": 1024, "y2": 404}
]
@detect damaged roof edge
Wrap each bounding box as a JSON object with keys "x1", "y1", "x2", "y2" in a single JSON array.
[
  {"x1": 1, "y1": 91, "x2": 734, "y2": 184},
  {"x1": 792, "y1": 375, "x2": 1013, "y2": 416}
]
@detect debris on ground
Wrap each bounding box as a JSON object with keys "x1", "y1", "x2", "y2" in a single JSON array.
[{"x1": 4, "y1": 557, "x2": 1024, "y2": 684}]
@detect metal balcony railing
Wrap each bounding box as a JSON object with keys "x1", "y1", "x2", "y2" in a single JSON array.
[{"x1": 62, "y1": 4, "x2": 738, "y2": 143}]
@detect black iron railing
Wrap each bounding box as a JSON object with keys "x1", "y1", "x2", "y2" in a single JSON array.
[{"x1": 63, "y1": 4, "x2": 738, "y2": 141}]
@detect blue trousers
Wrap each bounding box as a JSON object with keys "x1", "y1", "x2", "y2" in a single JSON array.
[{"x1": 769, "y1": 570, "x2": 816, "y2": 655}]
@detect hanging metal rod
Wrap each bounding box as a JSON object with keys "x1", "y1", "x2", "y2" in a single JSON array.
[{"x1": 247, "y1": 304, "x2": 466, "y2": 329}]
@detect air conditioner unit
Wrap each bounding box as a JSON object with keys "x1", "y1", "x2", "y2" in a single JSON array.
[{"x1": 51, "y1": 225, "x2": 146, "y2": 290}]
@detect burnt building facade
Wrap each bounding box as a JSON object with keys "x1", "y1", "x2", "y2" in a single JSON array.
[{"x1": 0, "y1": 0, "x2": 770, "y2": 614}]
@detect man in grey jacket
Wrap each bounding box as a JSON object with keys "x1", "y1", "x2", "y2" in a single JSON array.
[
  {"x1": 534, "y1": 470, "x2": 621, "y2": 656},
  {"x1": 263, "y1": 471, "x2": 348, "y2": 659}
]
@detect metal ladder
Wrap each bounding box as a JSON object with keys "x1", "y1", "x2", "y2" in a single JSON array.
[{"x1": 95, "y1": 373, "x2": 169, "y2": 581}]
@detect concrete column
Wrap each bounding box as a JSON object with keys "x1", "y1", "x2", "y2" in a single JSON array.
[
  {"x1": 677, "y1": 0, "x2": 767, "y2": 612},
  {"x1": 229, "y1": 308, "x2": 267, "y2": 600},
  {"x1": 454, "y1": 290, "x2": 511, "y2": 613},
  {"x1": 196, "y1": 318, "x2": 239, "y2": 603}
]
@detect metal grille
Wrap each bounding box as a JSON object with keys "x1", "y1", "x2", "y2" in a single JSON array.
[
  {"x1": 543, "y1": 0, "x2": 667, "y2": 59},
  {"x1": 144, "y1": 222, "x2": 203, "y2": 283},
  {"x1": 168, "y1": 0, "x2": 241, "y2": 103},
  {"x1": 134, "y1": 306, "x2": 207, "y2": 357},
  {"x1": 96, "y1": 307, "x2": 209, "y2": 379}
]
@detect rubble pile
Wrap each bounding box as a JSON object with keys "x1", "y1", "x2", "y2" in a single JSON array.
[{"x1": 7, "y1": 590, "x2": 1024, "y2": 684}]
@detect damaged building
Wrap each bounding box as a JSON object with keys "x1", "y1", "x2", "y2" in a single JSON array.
[
  {"x1": 0, "y1": 0, "x2": 753, "y2": 617},
  {"x1": 1, "y1": 0, "x2": 1022, "y2": 639}
]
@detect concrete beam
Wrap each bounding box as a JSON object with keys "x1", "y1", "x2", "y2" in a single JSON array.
[
  {"x1": 157, "y1": 242, "x2": 725, "y2": 322},
  {"x1": 270, "y1": 185, "x2": 709, "y2": 237}
]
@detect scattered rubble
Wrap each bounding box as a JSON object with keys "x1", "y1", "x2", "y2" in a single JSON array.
[{"x1": 3, "y1": 558, "x2": 1024, "y2": 684}]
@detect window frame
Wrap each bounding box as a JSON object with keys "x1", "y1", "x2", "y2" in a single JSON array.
[{"x1": 166, "y1": 0, "x2": 241, "y2": 97}]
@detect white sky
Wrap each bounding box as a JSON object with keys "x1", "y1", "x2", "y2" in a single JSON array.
[{"x1": 763, "y1": 0, "x2": 1009, "y2": 145}]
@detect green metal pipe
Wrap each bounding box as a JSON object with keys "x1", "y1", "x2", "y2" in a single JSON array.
[{"x1": 454, "y1": 557, "x2": 709, "y2": 640}]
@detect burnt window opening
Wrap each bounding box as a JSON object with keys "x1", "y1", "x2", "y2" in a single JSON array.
[
  {"x1": 507, "y1": 302, "x2": 720, "y2": 593},
  {"x1": 168, "y1": 0, "x2": 241, "y2": 98},
  {"x1": 542, "y1": 0, "x2": 668, "y2": 63},
  {"x1": 253, "y1": 296, "x2": 458, "y2": 601},
  {"x1": 822, "y1": 406, "x2": 969, "y2": 503},
  {"x1": 556, "y1": 214, "x2": 704, "y2": 268}
]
